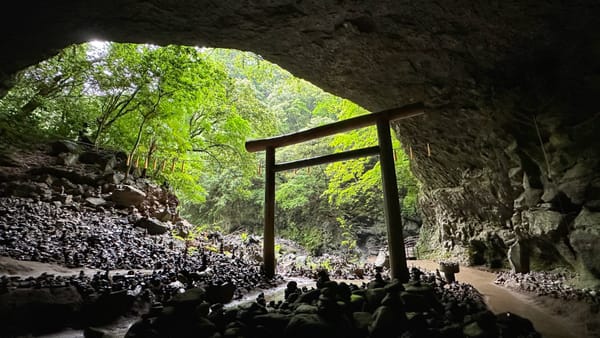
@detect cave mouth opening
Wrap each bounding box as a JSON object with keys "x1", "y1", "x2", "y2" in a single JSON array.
[{"x1": 0, "y1": 39, "x2": 421, "y2": 271}]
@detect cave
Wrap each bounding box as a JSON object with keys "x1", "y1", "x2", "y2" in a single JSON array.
[{"x1": 1, "y1": 1, "x2": 600, "y2": 336}]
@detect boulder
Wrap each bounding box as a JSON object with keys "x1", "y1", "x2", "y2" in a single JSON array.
[
  {"x1": 109, "y1": 185, "x2": 146, "y2": 207},
  {"x1": 495, "y1": 312, "x2": 539, "y2": 338},
  {"x1": 369, "y1": 305, "x2": 407, "y2": 337},
  {"x1": 508, "y1": 240, "x2": 530, "y2": 273},
  {"x1": 284, "y1": 313, "x2": 335, "y2": 338},
  {"x1": 253, "y1": 313, "x2": 292, "y2": 337},
  {"x1": 514, "y1": 188, "x2": 543, "y2": 209},
  {"x1": 558, "y1": 161, "x2": 594, "y2": 205},
  {"x1": 83, "y1": 289, "x2": 136, "y2": 326},
  {"x1": 353, "y1": 311, "x2": 373, "y2": 335},
  {"x1": 85, "y1": 197, "x2": 107, "y2": 207},
  {"x1": 134, "y1": 217, "x2": 169, "y2": 235},
  {"x1": 522, "y1": 209, "x2": 565, "y2": 236},
  {"x1": 57, "y1": 152, "x2": 79, "y2": 166},
  {"x1": 205, "y1": 282, "x2": 236, "y2": 304},
  {"x1": 168, "y1": 287, "x2": 206, "y2": 312},
  {"x1": 49, "y1": 140, "x2": 81, "y2": 156},
  {"x1": 570, "y1": 208, "x2": 600, "y2": 280},
  {"x1": 374, "y1": 249, "x2": 389, "y2": 269}
]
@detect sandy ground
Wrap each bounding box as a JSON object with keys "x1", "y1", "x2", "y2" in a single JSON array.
[{"x1": 2, "y1": 257, "x2": 596, "y2": 338}]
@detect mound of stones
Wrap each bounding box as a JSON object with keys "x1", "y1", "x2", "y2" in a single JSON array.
[
  {"x1": 0, "y1": 141, "x2": 287, "y2": 336},
  {"x1": 0, "y1": 265, "x2": 283, "y2": 336},
  {"x1": 494, "y1": 271, "x2": 600, "y2": 306},
  {"x1": 124, "y1": 267, "x2": 540, "y2": 338}
]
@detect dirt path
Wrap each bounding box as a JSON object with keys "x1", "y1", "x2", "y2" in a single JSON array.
[{"x1": 409, "y1": 260, "x2": 583, "y2": 338}]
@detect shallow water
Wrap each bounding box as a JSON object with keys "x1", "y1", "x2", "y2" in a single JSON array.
[{"x1": 408, "y1": 260, "x2": 582, "y2": 338}]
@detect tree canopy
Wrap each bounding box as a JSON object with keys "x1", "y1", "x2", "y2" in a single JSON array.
[{"x1": 0, "y1": 42, "x2": 420, "y2": 255}]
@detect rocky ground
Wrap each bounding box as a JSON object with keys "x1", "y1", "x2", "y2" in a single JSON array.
[
  {"x1": 494, "y1": 270, "x2": 600, "y2": 338},
  {"x1": 0, "y1": 141, "x2": 541, "y2": 337},
  {"x1": 121, "y1": 267, "x2": 540, "y2": 338}
]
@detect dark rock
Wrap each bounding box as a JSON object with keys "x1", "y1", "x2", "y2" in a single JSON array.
[
  {"x1": 253, "y1": 313, "x2": 291, "y2": 336},
  {"x1": 294, "y1": 304, "x2": 318, "y2": 314},
  {"x1": 169, "y1": 287, "x2": 206, "y2": 312},
  {"x1": 109, "y1": 185, "x2": 146, "y2": 207},
  {"x1": 523, "y1": 209, "x2": 566, "y2": 236},
  {"x1": 369, "y1": 305, "x2": 407, "y2": 337},
  {"x1": 84, "y1": 289, "x2": 135, "y2": 326},
  {"x1": 496, "y1": 312, "x2": 540, "y2": 338},
  {"x1": 49, "y1": 140, "x2": 81, "y2": 156},
  {"x1": 284, "y1": 313, "x2": 335, "y2": 338},
  {"x1": 364, "y1": 287, "x2": 386, "y2": 312},
  {"x1": 58, "y1": 152, "x2": 80, "y2": 166},
  {"x1": 134, "y1": 217, "x2": 169, "y2": 235},
  {"x1": 206, "y1": 282, "x2": 236, "y2": 304},
  {"x1": 85, "y1": 197, "x2": 107, "y2": 207},
  {"x1": 352, "y1": 311, "x2": 373, "y2": 335},
  {"x1": 0, "y1": 286, "x2": 83, "y2": 335},
  {"x1": 508, "y1": 240, "x2": 530, "y2": 273},
  {"x1": 570, "y1": 208, "x2": 600, "y2": 280}
]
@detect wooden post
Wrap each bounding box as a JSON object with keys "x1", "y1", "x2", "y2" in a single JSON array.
[
  {"x1": 263, "y1": 147, "x2": 276, "y2": 278},
  {"x1": 171, "y1": 158, "x2": 177, "y2": 173},
  {"x1": 376, "y1": 119, "x2": 409, "y2": 282}
]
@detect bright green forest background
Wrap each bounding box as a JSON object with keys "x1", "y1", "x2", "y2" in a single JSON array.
[{"x1": 0, "y1": 42, "x2": 420, "y2": 255}]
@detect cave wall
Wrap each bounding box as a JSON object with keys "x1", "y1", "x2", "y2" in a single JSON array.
[{"x1": 1, "y1": 1, "x2": 600, "y2": 283}]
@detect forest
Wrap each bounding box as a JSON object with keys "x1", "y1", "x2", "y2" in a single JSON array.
[{"x1": 0, "y1": 42, "x2": 420, "y2": 257}]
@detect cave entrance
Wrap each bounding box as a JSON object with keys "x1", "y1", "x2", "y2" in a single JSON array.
[{"x1": 245, "y1": 102, "x2": 424, "y2": 281}]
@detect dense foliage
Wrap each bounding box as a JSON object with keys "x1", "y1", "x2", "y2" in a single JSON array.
[{"x1": 0, "y1": 42, "x2": 420, "y2": 255}]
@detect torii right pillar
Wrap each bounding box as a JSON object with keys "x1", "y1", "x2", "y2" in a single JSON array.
[{"x1": 377, "y1": 118, "x2": 410, "y2": 283}]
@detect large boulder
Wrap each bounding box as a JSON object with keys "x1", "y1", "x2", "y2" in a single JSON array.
[
  {"x1": 49, "y1": 140, "x2": 81, "y2": 156},
  {"x1": 508, "y1": 240, "x2": 530, "y2": 273},
  {"x1": 109, "y1": 185, "x2": 146, "y2": 207},
  {"x1": 134, "y1": 217, "x2": 169, "y2": 235},
  {"x1": 570, "y1": 208, "x2": 600, "y2": 282},
  {"x1": 522, "y1": 209, "x2": 565, "y2": 236}
]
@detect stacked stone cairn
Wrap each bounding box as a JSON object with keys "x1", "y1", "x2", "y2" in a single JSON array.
[{"x1": 124, "y1": 267, "x2": 540, "y2": 338}]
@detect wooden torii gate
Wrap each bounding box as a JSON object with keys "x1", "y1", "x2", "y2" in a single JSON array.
[{"x1": 245, "y1": 102, "x2": 424, "y2": 282}]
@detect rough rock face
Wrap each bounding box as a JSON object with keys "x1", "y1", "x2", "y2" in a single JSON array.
[{"x1": 1, "y1": 1, "x2": 600, "y2": 283}]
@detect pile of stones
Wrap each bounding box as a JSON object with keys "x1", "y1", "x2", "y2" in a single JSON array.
[
  {"x1": 494, "y1": 270, "x2": 600, "y2": 306},
  {"x1": 0, "y1": 196, "x2": 184, "y2": 269},
  {"x1": 278, "y1": 252, "x2": 384, "y2": 281},
  {"x1": 0, "y1": 264, "x2": 283, "y2": 336},
  {"x1": 124, "y1": 267, "x2": 540, "y2": 338}
]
